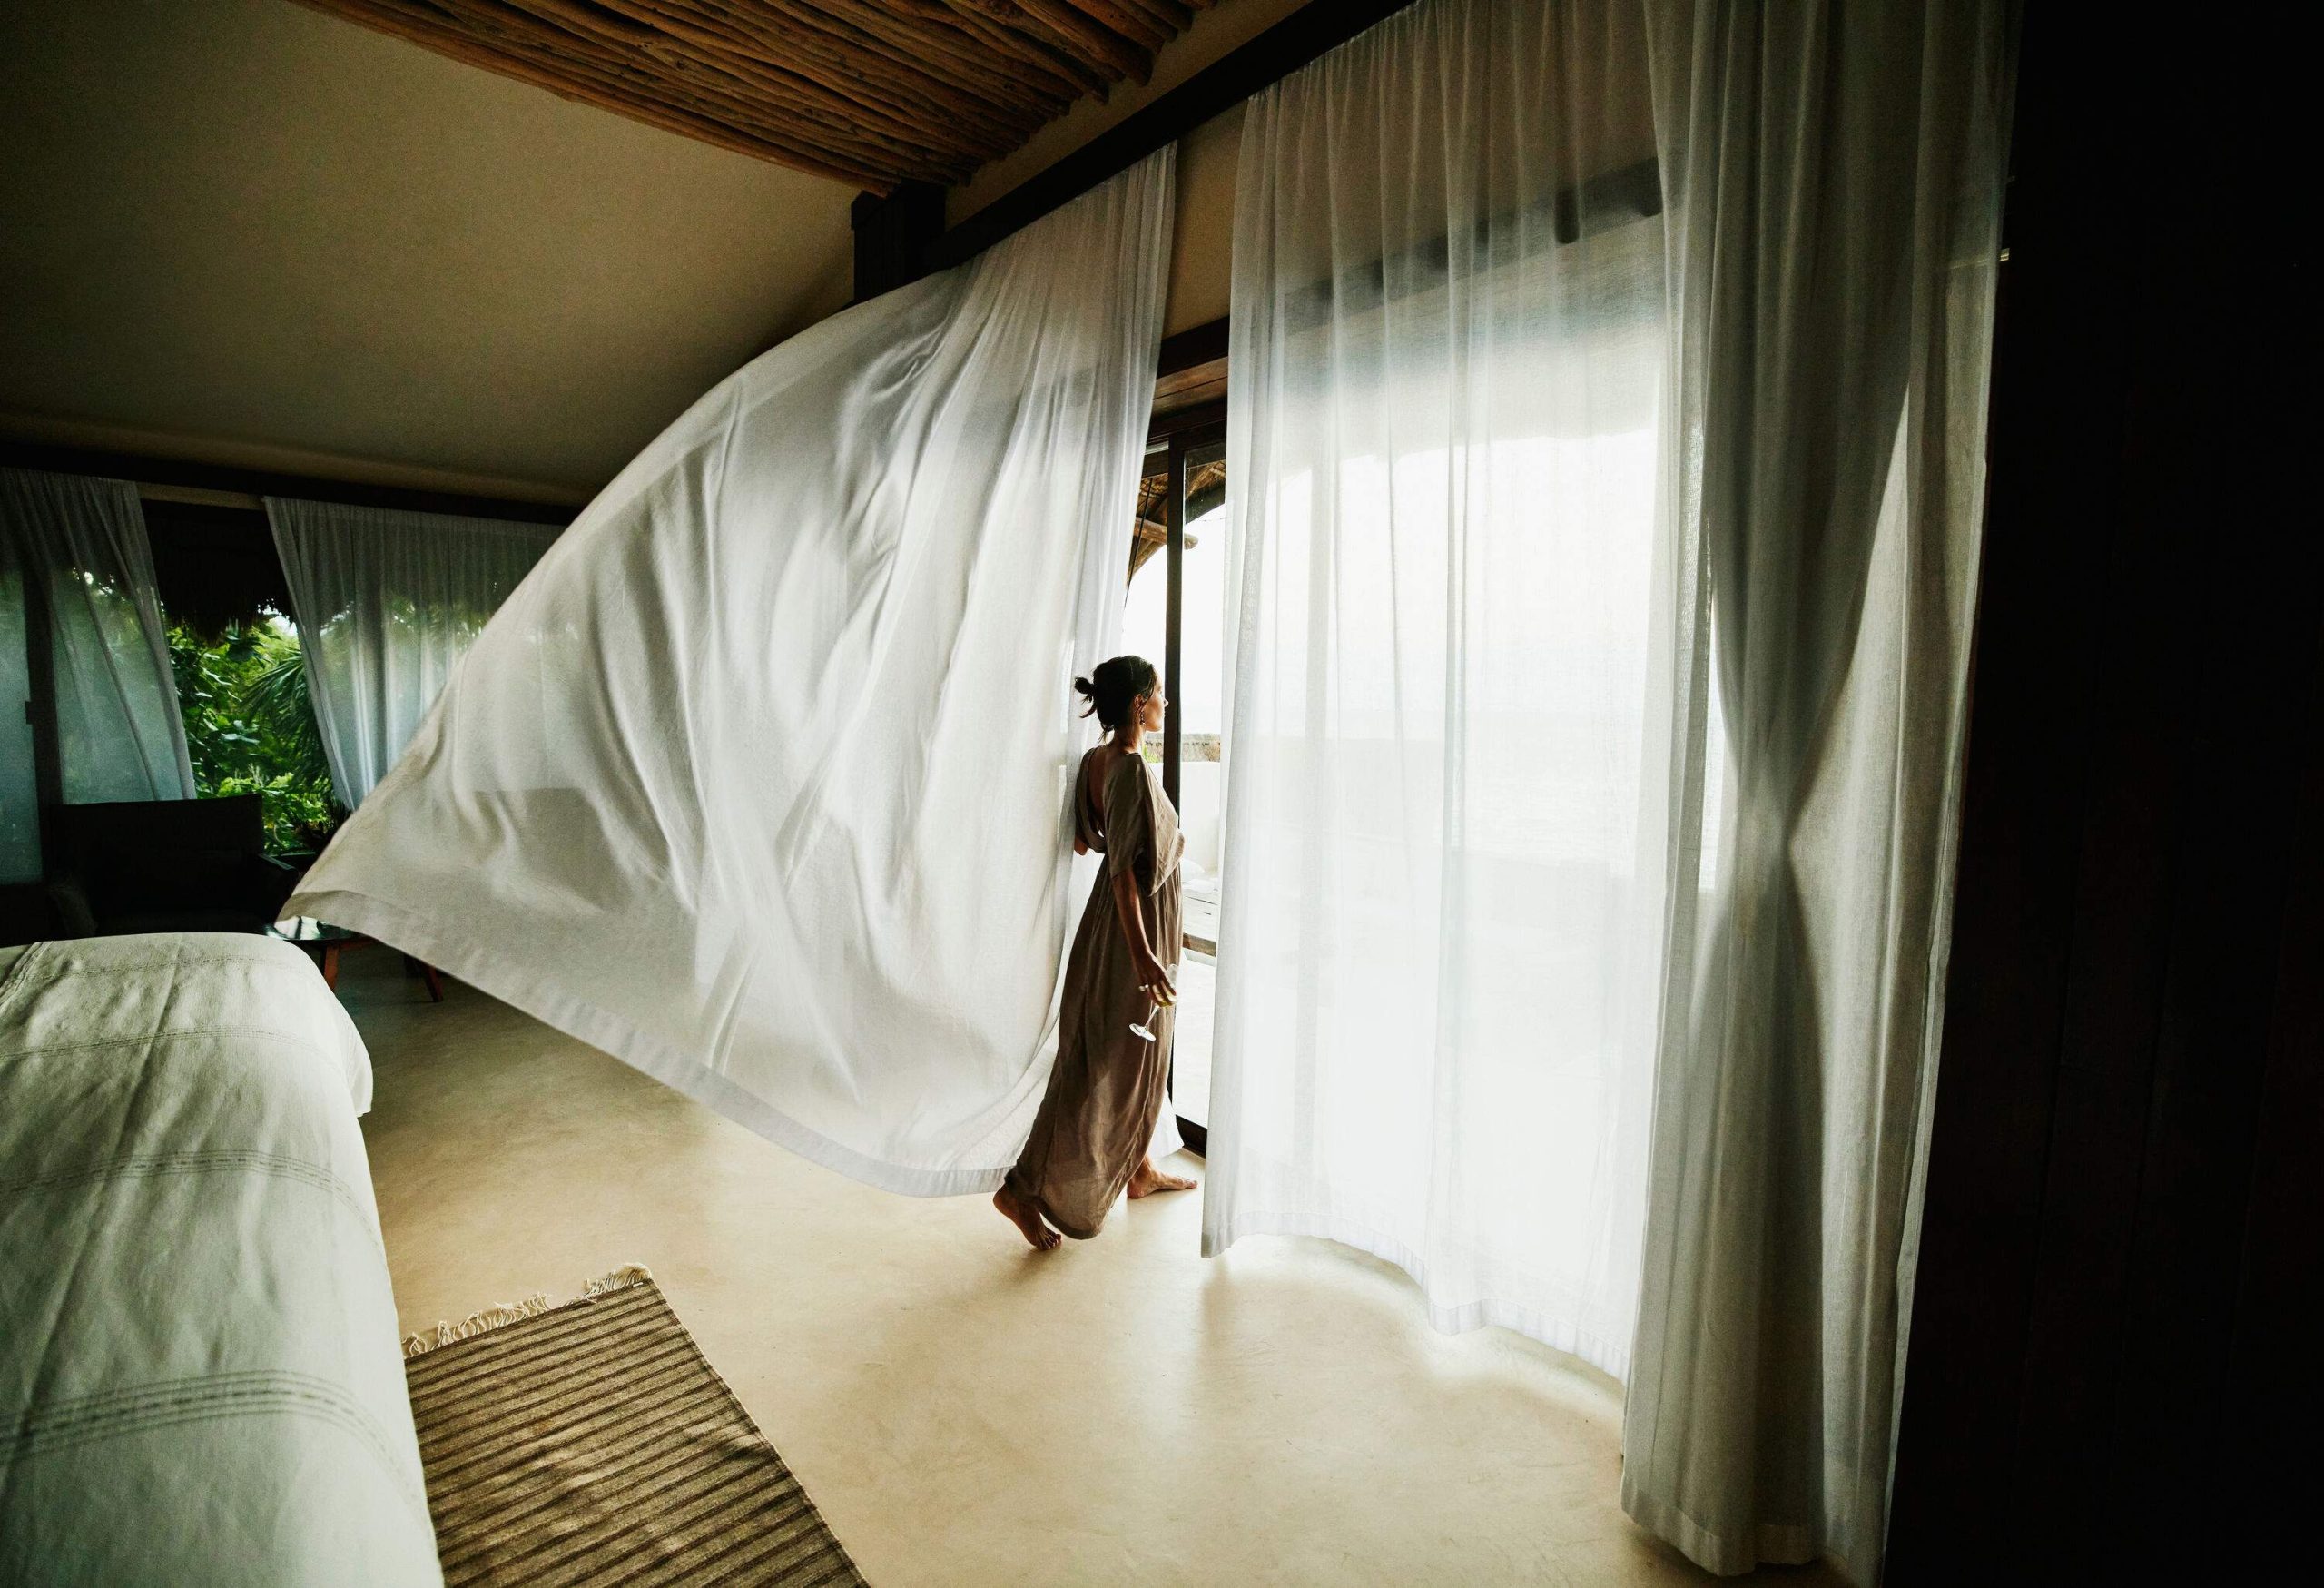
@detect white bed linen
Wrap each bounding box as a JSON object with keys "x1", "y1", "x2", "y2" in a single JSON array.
[{"x1": 0, "y1": 932, "x2": 438, "y2": 1587}]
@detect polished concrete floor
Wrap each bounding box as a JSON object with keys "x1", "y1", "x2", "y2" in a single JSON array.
[{"x1": 347, "y1": 954, "x2": 1833, "y2": 1587}]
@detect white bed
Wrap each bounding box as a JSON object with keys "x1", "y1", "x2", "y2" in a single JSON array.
[{"x1": 0, "y1": 932, "x2": 440, "y2": 1587}]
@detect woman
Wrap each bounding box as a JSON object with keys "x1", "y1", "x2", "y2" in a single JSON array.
[{"x1": 995, "y1": 655, "x2": 1197, "y2": 1249}]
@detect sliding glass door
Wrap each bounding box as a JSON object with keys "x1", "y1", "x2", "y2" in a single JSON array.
[
  {"x1": 0, "y1": 557, "x2": 40, "y2": 882},
  {"x1": 1121, "y1": 416, "x2": 1227, "y2": 1149}
]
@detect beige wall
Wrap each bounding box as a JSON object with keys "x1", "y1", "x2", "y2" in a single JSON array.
[
  {"x1": 0, "y1": 0, "x2": 1315, "y2": 499},
  {"x1": 0, "y1": 0, "x2": 859, "y2": 499},
  {"x1": 1160, "y1": 106, "x2": 1247, "y2": 340}
]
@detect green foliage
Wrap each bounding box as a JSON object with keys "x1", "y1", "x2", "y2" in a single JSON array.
[{"x1": 167, "y1": 618, "x2": 341, "y2": 854}]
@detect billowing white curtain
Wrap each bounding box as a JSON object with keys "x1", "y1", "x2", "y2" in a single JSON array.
[
  {"x1": 266, "y1": 499, "x2": 558, "y2": 808},
  {"x1": 1621, "y1": 4, "x2": 2014, "y2": 1579},
  {"x1": 1206, "y1": 1, "x2": 2011, "y2": 1580},
  {"x1": 0, "y1": 468, "x2": 194, "y2": 805},
  {"x1": 1205, "y1": 0, "x2": 1676, "y2": 1380},
  {"x1": 289, "y1": 150, "x2": 1174, "y2": 1193}
]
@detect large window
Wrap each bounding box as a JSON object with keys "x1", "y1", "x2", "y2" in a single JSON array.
[
  {"x1": 0, "y1": 559, "x2": 39, "y2": 883},
  {"x1": 165, "y1": 613, "x2": 340, "y2": 855}
]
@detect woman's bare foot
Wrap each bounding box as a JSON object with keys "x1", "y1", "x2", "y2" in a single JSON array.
[
  {"x1": 993, "y1": 1184, "x2": 1060, "y2": 1250},
  {"x1": 1128, "y1": 1158, "x2": 1196, "y2": 1198}
]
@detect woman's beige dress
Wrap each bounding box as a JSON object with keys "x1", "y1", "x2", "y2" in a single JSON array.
[{"x1": 1005, "y1": 745, "x2": 1183, "y2": 1238}]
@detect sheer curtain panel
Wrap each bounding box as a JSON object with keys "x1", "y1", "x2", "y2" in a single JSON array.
[
  {"x1": 267, "y1": 499, "x2": 559, "y2": 807},
  {"x1": 288, "y1": 151, "x2": 1174, "y2": 1194},
  {"x1": 0, "y1": 468, "x2": 194, "y2": 805},
  {"x1": 1204, "y1": 0, "x2": 1677, "y2": 1380},
  {"x1": 1621, "y1": 4, "x2": 2015, "y2": 1579},
  {"x1": 1205, "y1": 1, "x2": 2013, "y2": 1580}
]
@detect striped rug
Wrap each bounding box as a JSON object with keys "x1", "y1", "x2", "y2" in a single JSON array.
[{"x1": 404, "y1": 1272, "x2": 867, "y2": 1586}]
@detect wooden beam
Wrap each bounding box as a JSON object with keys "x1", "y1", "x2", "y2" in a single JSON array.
[
  {"x1": 1117, "y1": 0, "x2": 1196, "y2": 33},
  {"x1": 1060, "y1": 1, "x2": 1176, "y2": 54},
  {"x1": 1009, "y1": 0, "x2": 1154, "y2": 85},
  {"x1": 814, "y1": 1, "x2": 1091, "y2": 113},
  {"x1": 924, "y1": 1, "x2": 1112, "y2": 99},
  {"x1": 1155, "y1": 315, "x2": 1228, "y2": 378},
  {"x1": 939, "y1": 0, "x2": 1424, "y2": 268},
  {"x1": 852, "y1": 181, "x2": 947, "y2": 302}
]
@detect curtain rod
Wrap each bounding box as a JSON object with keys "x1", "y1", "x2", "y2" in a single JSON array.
[
  {"x1": 0, "y1": 439, "x2": 578, "y2": 526},
  {"x1": 138, "y1": 482, "x2": 263, "y2": 510}
]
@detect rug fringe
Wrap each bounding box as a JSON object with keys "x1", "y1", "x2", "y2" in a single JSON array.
[
  {"x1": 403, "y1": 1294, "x2": 550, "y2": 1359},
  {"x1": 402, "y1": 1263, "x2": 655, "y2": 1359},
  {"x1": 584, "y1": 1262, "x2": 655, "y2": 1297}
]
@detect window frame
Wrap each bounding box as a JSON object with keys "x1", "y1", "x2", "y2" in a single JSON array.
[{"x1": 1139, "y1": 398, "x2": 1227, "y2": 1157}]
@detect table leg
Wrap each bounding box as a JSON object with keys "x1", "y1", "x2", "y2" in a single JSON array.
[
  {"x1": 320, "y1": 942, "x2": 340, "y2": 991},
  {"x1": 419, "y1": 962, "x2": 444, "y2": 1002}
]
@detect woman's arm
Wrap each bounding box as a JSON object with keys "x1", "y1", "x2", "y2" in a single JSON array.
[
  {"x1": 1101, "y1": 754, "x2": 1174, "y2": 1003},
  {"x1": 1111, "y1": 865, "x2": 1173, "y2": 1004}
]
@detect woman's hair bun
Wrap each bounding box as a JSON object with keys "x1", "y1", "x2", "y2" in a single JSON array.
[{"x1": 1074, "y1": 655, "x2": 1157, "y2": 731}]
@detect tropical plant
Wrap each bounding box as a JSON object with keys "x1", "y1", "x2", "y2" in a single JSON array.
[{"x1": 167, "y1": 616, "x2": 342, "y2": 853}]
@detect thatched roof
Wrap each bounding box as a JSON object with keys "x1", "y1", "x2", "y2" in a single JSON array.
[
  {"x1": 1128, "y1": 454, "x2": 1224, "y2": 579},
  {"x1": 289, "y1": 0, "x2": 1215, "y2": 191}
]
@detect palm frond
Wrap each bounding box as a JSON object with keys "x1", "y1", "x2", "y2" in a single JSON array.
[{"x1": 243, "y1": 636, "x2": 335, "y2": 791}]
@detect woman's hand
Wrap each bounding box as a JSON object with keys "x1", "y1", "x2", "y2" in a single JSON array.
[{"x1": 1134, "y1": 952, "x2": 1177, "y2": 1007}]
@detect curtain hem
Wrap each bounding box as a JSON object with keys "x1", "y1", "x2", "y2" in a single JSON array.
[
  {"x1": 286, "y1": 886, "x2": 1017, "y2": 1198},
  {"x1": 1205, "y1": 1208, "x2": 1632, "y2": 1382},
  {"x1": 1617, "y1": 1473, "x2": 1819, "y2": 1579}
]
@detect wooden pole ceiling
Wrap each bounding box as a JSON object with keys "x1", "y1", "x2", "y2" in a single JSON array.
[{"x1": 288, "y1": 0, "x2": 1216, "y2": 192}]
